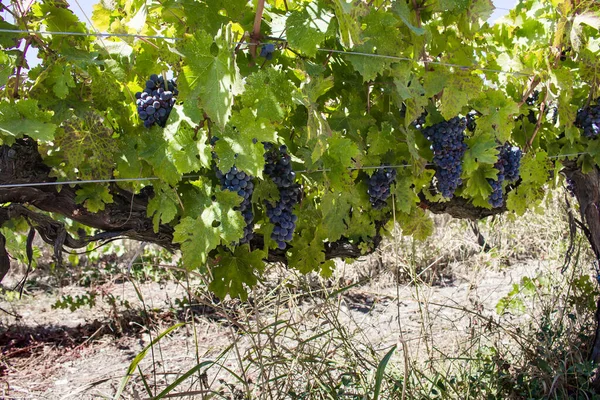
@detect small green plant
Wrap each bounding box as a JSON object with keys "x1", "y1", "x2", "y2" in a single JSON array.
[{"x1": 52, "y1": 292, "x2": 97, "y2": 312}]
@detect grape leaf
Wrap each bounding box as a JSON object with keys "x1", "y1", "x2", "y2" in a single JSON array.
[
  {"x1": 214, "y1": 134, "x2": 265, "y2": 179},
  {"x1": 0, "y1": 101, "x2": 56, "y2": 143},
  {"x1": 394, "y1": 174, "x2": 417, "y2": 214},
  {"x1": 347, "y1": 43, "x2": 391, "y2": 82},
  {"x1": 397, "y1": 208, "x2": 433, "y2": 241},
  {"x1": 440, "y1": 72, "x2": 481, "y2": 119},
  {"x1": 462, "y1": 164, "x2": 496, "y2": 200},
  {"x1": 288, "y1": 228, "x2": 327, "y2": 274},
  {"x1": 138, "y1": 127, "x2": 180, "y2": 186},
  {"x1": 321, "y1": 190, "x2": 352, "y2": 242},
  {"x1": 367, "y1": 124, "x2": 396, "y2": 156},
  {"x1": 241, "y1": 68, "x2": 296, "y2": 122},
  {"x1": 178, "y1": 26, "x2": 242, "y2": 129},
  {"x1": 209, "y1": 245, "x2": 266, "y2": 300},
  {"x1": 471, "y1": 90, "x2": 519, "y2": 141},
  {"x1": 463, "y1": 133, "x2": 499, "y2": 174},
  {"x1": 173, "y1": 190, "x2": 245, "y2": 268},
  {"x1": 391, "y1": 1, "x2": 425, "y2": 35},
  {"x1": 163, "y1": 106, "x2": 212, "y2": 173},
  {"x1": 285, "y1": 5, "x2": 330, "y2": 57},
  {"x1": 147, "y1": 183, "x2": 179, "y2": 233},
  {"x1": 47, "y1": 64, "x2": 76, "y2": 99},
  {"x1": 74, "y1": 184, "x2": 114, "y2": 213},
  {"x1": 331, "y1": 0, "x2": 363, "y2": 48}
]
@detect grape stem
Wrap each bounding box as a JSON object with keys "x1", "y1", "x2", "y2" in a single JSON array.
[
  {"x1": 518, "y1": 76, "x2": 541, "y2": 107},
  {"x1": 250, "y1": 0, "x2": 266, "y2": 60},
  {"x1": 12, "y1": 37, "x2": 31, "y2": 99},
  {"x1": 525, "y1": 88, "x2": 549, "y2": 152}
]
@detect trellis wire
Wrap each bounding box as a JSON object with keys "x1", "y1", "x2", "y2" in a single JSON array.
[
  {"x1": 0, "y1": 27, "x2": 531, "y2": 76},
  {"x1": 0, "y1": 28, "x2": 182, "y2": 40},
  {"x1": 0, "y1": 151, "x2": 591, "y2": 189}
]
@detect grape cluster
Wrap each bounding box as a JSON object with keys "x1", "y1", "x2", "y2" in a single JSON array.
[
  {"x1": 487, "y1": 143, "x2": 522, "y2": 208},
  {"x1": 422, "y1": 117, "x2": 468, "y2": 198},
  {"x1": 135, "y1": 74, "x2": 178, "y2": 128},
  {"x1": 216, "y1": 166, "x2": 255, "y2": 244},
  {"x1": 575, "y1": 103, "x2": 600, "y2": 138},
  {"x1": 260, "y1": 43, "x2": 275, "y2": 60},
  {"x1": 367, "y1": 167, "x2": 397, "y2": 209},
  {"x1": 263, "y1": 143, "x2": 300, "y2": 250},
  {"x1": 503, "y1": 145, "x2": 522, "y2": 182}
]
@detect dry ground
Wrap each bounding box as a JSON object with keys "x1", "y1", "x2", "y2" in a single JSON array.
[{"x1": 0, "y1": 199, "x2": 595, "y2": 399}]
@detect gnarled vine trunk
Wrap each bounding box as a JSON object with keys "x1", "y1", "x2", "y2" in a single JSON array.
[
  {"x1": 0, "y1": 138, "x2": 507, "y2": 283},
  {"x1": 562, "y1": 161, "x2": 600, "y2": 364}
]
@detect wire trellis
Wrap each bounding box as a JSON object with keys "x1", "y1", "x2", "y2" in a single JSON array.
[{"x1": 0, "y1": 151, "x2": 590, "y2": 189}]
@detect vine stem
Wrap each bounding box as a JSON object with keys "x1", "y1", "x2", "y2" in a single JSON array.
[
  {"x1": 12, "y1": 37, "x2": 31, "y2": 99},
  {"x1": 518, "y1": 76, "x2": 541, "y2": 107},
  {"x1": 525, "y1": 87, "x2": 549, "y2": 152},
  {"x1": 250, "y1": 0, "x2": 266, "y2": 60}
]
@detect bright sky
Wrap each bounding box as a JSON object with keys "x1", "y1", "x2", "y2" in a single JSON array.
[{"x1": 2, "y1": 0, "x2": 520, "y2": 67}]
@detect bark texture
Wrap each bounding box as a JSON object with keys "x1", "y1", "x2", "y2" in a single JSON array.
[{"x1": 562, "y1": 161, "x2": 600, "y2": 364}]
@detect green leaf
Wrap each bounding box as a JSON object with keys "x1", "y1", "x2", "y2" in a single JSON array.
[
  {"x1": 0, "y1": 101, "x2": 56, "y2": 143},
  {"x1": 321, "y1": 191, "x2": 352, "y2": 242},
  {"x1": 440, "y1": 72, "x2": 481, "y2": 119},
  {"x1": 347, "y1": 43, "x2": 391, "y2": 82},
  {"x1": 164, "y1": 105, "x2": 212, "y2": 173},
  {"x1": 397, "y1": 208, "x2": 433, "y2": 241},
  {"x1": 288, "y1": 229, "x2": 327, "y2": 274},
  {"x1": 147, "y1": 183, "x2": 179, "y2": 233},
  {"x1": 331, "y1": 0, "x2": 363, "y2": 48},
  {"x1": 463, "y1": 133, "x2": 499, "y2": 174},
  {"x1": 394, "y1": 174, "x2": 417, "y2": 214},
  {"x1": 285, "y1": 5, "x2": 330, "y2": 57},
  {"x1": 213, "y1": 133, "x2": 265, "y2": 179},
  {"x1": 179, "y1": 26, "x2": 242, "y2": 128},
  {"x1": 209, "y1": 245, "x2": 265, "y2": 300},
  {"x1": 471, "y1": 90, "x2": 519, "y2": 141},
  {"x1": 75, "y1": 184, "x2": 114, "y2": 212},
  {"x1": 462, "y1": 164, "x2": 496, "y2": 200},
  {"x1": 367, "y1": 124, "x2": 396, "y2": 156},
  {"x1": 241, "y1": 68, "x2": 296, "y2": 122},
  {"x1": 391, "y1": 1, "x2": 425, "y2": 35},
  {"x1": 138, "y1": 127, "x2": 180, "y2": 186},
  {"x1": 47, "y1": 63, "x2": 76, "y2": 99},
  {"x1": 173, "y1": 190, "x2": 245, "y2": 268}
]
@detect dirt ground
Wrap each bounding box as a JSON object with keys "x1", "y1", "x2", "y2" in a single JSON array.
[{"x1": 0, "y1": 249, "x2": 550, "y2": 399}]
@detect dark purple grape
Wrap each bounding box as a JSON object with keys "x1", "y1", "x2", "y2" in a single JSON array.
[
  {"x1": 367, "y1": 167, "x2": 396, "y2": 209},
  {"x1": 487, "y1": 143, "x2": 522, "y2": 208},
  {"x1": 136, "y1": 74, "x2": 178, "y2": 128},
  {"x1": 422, "y1": 117, "x2": 468, "y2": 198},
  {"x1": 260, "y1": 43, "x2": 276, "y2": 60},
  {"x1": 216, "y1": 165, "x2": 255, "y2": 244},
  {"x1": 575, "y1": 103, "x2": 600, "y2": 138},
  {"x1": 263, "y1": 143, "x2": 301, "y2": 249}
]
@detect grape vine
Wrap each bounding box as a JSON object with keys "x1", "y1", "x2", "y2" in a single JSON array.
[{"x1": 136, "y1": 74, "x2": 178, "y2": 128}]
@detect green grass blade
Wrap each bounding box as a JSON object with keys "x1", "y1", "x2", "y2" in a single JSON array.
[
  {"x1": 154, "y1": 360, "x2": 214, "y2": 399},
  {"x1": 114, "y1": 322, "x2": 185, "y2": 399},
  {"x1": 373, "y1": 345, "x2": 396, "y2": 400}
]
